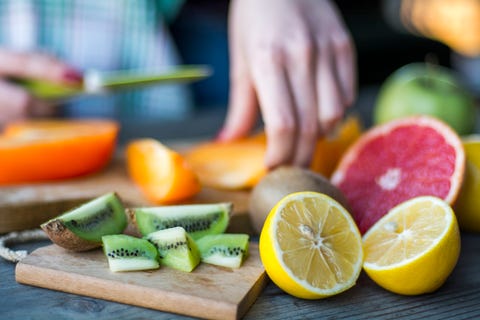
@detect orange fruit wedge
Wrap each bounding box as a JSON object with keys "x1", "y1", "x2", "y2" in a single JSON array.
[
  {"x1": 0, "y1": 119, "x2": 118, "y2": 185},
  {"x1": 259, "y1": 192, "x2": 363, "y2": 299},
  {"x1": 126, "y1": 138, "x2": 201, "y2": 204},
  {"x1": 332, "y1": 116, "x2": 465, "y2": 234},
  {"x1": 363, "y1": 196, "x2": 460, "y2": 295},
  {"x1": 185, "y1": 116, "x2": 361, "y2": 190},
  {"x1": 310, "y1": 115, "x2": 362, "y2": 177}
]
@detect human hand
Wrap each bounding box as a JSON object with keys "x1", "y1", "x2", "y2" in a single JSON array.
[
  {"x1": 0, "y1": 49, "x2": 82, "y2": 127},
  {"x1": 220, "y1": 0, "x2": 356, "y2": 169}
]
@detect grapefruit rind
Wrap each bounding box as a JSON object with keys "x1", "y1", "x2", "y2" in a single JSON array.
[{"x1": 331, "y1": 116, "x2": 465, "y2": 233}]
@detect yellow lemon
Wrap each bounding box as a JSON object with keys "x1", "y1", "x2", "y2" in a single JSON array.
[
  {"x1": 454, "y1": 135, "x2": 480, "y2": 232},
  {"x1": 363, "y1": 196, "x2": 460, "y2": 295},
  {"x1": 259, "y1": 191, "x2": 363, "y2": 299}
]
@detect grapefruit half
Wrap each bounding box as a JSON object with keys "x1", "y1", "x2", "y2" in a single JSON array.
[{"x1": 331, "y1": 116, "x2": 465, "y2": 234}]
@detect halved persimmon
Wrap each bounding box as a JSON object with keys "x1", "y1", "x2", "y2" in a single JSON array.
[
  {"x1": 185, "y1": 133, "x2": 267, "y2": 190},
  {"x1": 126, "y1": 138, "x2": 201, "y2": 204},
  {"x1": 0, "y1": 119, "x2": 118, "y2": 185},
  {"x1": 185, "y1": 116, "x2": 362, "y2": 190}
]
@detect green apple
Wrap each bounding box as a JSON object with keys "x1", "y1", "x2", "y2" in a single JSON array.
[{"x1": 374, "y1": 63, "x2": 477, "y2": 135}]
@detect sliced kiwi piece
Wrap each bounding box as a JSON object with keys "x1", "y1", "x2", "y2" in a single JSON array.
[
  {"x1": 145, "y1": 226, "x2": 201, "y2": 272},
  {"x1": 196, "y1": 234, "x2": 250, "y2": 268},
  {"x1": 102, "y1": 234, "x2": 159, "y2": 272},
  {"x1": 129, "y1": 202, "x2": 232, "y2": 240},
  {"x1": 41, "y1": 192, "x2": 127, "y2": 251}
]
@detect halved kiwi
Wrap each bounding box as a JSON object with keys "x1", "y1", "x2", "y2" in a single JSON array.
[
  {"x1": 128, "y1": 203, "x2": 232, "y2": 240},
  {"x1": 102, "y1": 234, "x2": 159, "y2": 272},
  {"x1": 145, "y1": 226, "x2": 201, "y2": 272},
  {"x1": 41, "y1": 192, "x2": 127, "y2": 251},
  {"x1": 196, "y1": 234, "x2": 249, "y2": 268}
]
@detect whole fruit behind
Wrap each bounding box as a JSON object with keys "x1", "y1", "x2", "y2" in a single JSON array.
[
  {"x1": 248, "y1": 166, "x2": 349, "y2": 234},
  {"x1": 374, "y1": 63, "x2": 476, "y2": 135}
]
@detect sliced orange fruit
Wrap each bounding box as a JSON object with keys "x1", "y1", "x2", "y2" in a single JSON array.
[
  {"x1": 363, "y1": 196, "x2": 461, "y2": 295},
  {"x1": 185, "y1": 133, "x2": 267, "y2": 190},
  {"x1": 126, "y1": 138, "x2": 201, "y2": 204},
  {"x1": 331, "y1": 116, "x2": 465, "y2": 234},
  {"x1": 0, "y1": 119, "x2": 118, "y2": 184},
  {"x1": 259, "y1": 192, "x2": 363, "y2": 299}
]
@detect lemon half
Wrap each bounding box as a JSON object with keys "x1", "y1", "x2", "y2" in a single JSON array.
[
  {"x1": 259, "y1": 192, "x2": 363, "y2": 299},
  {"x1": 363, "y1": 196, "x2": 461, "y2": 295}
]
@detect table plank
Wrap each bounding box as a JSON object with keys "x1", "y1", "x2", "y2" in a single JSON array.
[{"x1": 2, "y1": 233, "x2": 480, "y2": 319}]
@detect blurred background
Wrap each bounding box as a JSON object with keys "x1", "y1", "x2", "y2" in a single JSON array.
[{"x1": 149, "y1": 0, "x2": 478, "y2": 140}]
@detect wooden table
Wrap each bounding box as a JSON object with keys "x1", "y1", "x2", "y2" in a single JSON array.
[{"x1": 2, "y1": 232, "x2": 480, "y2": 319}]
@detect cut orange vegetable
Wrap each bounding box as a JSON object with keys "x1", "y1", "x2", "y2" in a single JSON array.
[
  {"x1": 185, "y1": 133, "x2": 267, "y2": 190},
  {"x1": 126, "y1": 138, "x2": 201, "y2": 204},
  {"x1": 0, "y1": 119, "x2": 118, "y2": 185}
]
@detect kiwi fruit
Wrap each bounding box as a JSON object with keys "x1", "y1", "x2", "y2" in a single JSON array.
[
  {"x1": 41, "y1": 192, "x2": 127, "y2": 251},
  {"x1": 196, "y1": 234, "x2": 249, "y2": 268},
  {"x1": 249, "y1": 166, "x2": 349, "y2": 234},
  {"x1": 102, "y1": 234, "x2": 159, "y2": 272},
  {"x1": 145, "y1": 226, "x2": 201, "y2": 272},
  {"x1": 128, "y1": 203, "x2": 232, "y2": 240}
]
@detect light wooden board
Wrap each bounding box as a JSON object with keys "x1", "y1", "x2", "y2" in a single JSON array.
[
  {"x1": 0, "y1": 159, "x2": 254, "y2": 234},
  {"x1": 15, "y1": 243, "x2": 267, "y2": 320}
]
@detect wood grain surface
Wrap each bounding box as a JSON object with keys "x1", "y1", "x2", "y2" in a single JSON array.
[
  {"x1": 0, "y1": 158, "x2": 254, "y2": 235},
  {"x1": 15, "y1": 243, "x2": 266, "y2": 320}
]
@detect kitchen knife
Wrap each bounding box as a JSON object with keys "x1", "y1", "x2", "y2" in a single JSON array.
[{"x1": 12, "y1": 65, "x2": 212, "y2": 100}]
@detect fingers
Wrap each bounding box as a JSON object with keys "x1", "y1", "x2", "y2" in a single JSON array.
[
  {"x1": 316, "y1": 42, "x2": 345, "y2": 135},
  {"x1": 0, "y1": 49, "x2": 82, "y2": 84},
  {"x1": 0, "y1": 80, "x2": 32, "y2": 125},
  {"x1": 285, "y1": 36, "x2": 319, "y2": 167},
  {"x1": 251, "y1": 50, "x2": 296, "y2": 169},
  {"x1": 332, "y1": 32, "x2": 357, "y2": 107},
  {"x1": 220, "y1": 72, "x2": 259, "y2": 141},
  {"x1": 0, "y1": 80, "x2": 57, "y2": 127}
]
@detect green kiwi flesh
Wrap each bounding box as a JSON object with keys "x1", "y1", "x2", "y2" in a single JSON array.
[
  {"x1": 102, "y1": 234, "x2": 159, "y2": 272},
  {"x1": 41, "y1": 192, "x2": 127, "y2": 251},
  {"x1": 145, "y1": 227, "x2": 201, "y2": 272},
  {"x1": 130, "y1": 203, "x2": 232, "y2": 240},
  {"x1": 196, "y1": 234, "x2": 249, "y2": 268}
]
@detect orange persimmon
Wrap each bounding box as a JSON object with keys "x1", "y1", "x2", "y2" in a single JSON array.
[
  {"x1": 185, "y1": 133, "x2": 267, "y2": 190},
  {"x1": 185, "y1": 116, "x2": 362, "y2": 190},
  {"x1": 0, "y1": 119, "x2": 118, "y2": 185},
  {"x1": 126, "y1": 138, "x2": 201, "y2": 204}
]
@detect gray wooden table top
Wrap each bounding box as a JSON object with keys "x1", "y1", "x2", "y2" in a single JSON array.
[{"x1": 1, "y1": 232, "x2": 480, "y2": 320}]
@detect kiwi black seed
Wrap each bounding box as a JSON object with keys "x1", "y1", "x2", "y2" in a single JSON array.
[
  {"x1": 130, "y1": 203, "x2": 232, "y2": 240},
  {"x1": 196, "y1": 234, "x2": 250, "y2": 268},
  {"x1": 145, "y1": 227, "x2": 201, "y2": 272},
  {"x1": 41, "y1": 192, "x2": 127, "y2": 251},
  {"x1": 102, "y1": 234, "x2": 159, "y2": 272}
]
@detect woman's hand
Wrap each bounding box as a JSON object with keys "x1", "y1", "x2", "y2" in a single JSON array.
[
  {"x1": 0, "y1": 49, "x2": 82, "y2": 126},
  {"x1": 221, "y1": 0, "x2": 356, "y2": 169}
]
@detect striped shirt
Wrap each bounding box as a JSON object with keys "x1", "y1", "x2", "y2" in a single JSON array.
[{"x1": 0, "y1": 0, "x2": 193, "y2": 120}]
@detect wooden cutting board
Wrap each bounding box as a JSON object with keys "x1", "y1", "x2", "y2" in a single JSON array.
[
  {"x1": 0, "y1": 158, "x2": 254, "y2": 235},
  {"x1": 16, "y1": 243, "x2": 267, "y2": 320}
]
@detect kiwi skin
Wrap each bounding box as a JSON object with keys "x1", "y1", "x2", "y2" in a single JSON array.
[
  {"x1": 248, "y1": 166, "x2": 350, "y2": 235},
  {"x1": 41, "y1": 221, "x2": 100, "y2": 251},
  {"x1": 41, "y1": 192, "x2": 127, "y2": 252}
]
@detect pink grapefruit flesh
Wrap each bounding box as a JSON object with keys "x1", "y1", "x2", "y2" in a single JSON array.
[{"x1": 331, "y1": 116, "x2": 465, "y2": 234}]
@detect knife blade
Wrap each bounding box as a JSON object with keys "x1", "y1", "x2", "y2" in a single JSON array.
[{"x1": 13, "y1": 65, "x2": 212, "y2": 100}]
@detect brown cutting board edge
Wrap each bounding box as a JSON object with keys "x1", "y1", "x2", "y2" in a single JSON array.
[
  {"x1": 16, "y1": 243, "x2": 267, "y2": 320},
  {"x1": 0, "y1": 159, "x2": 255, "y2": 235}
]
